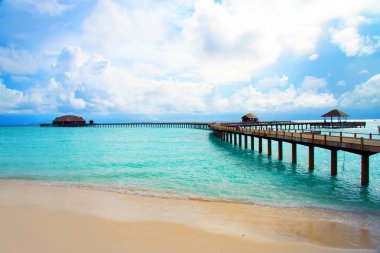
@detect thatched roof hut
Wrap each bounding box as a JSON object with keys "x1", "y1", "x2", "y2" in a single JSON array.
[
  {"x1": 321, "y1": 109, "x2": 349, "y2": 122},
  {"x1": 52, "y1": 115, "x2": 86, "y2": 127},
  {"x1": 242, "y1": 113, "x2": 259, "y2": 122}
]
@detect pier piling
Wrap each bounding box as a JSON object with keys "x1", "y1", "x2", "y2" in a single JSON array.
[
  {"x1": 331, "y1": 149, "x2": 337, "y2": 176},
  {"x1": 361, "y1": 155, "x2": 369, "y2": 186},
  {"x1": 259, "y1": 138, "x2": 263, "y2": 153},
  {"x1": 278, "y1": 141, "x2": 283, "y2": 160},
  {"x1": 292, "y1": 143, "x2": 297, "y2": 164},
  {"x1": 308, "y1": 146, "x2": 314, "y2": 171}
]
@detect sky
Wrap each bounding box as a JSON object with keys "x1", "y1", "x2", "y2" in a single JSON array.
[{"x1": 0, "y1": 0, "x2": 380, "y2": 124}]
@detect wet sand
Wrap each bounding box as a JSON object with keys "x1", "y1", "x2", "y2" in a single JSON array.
[{"x1": 0, "y1": 180, "x2": 378, "y2": 253}]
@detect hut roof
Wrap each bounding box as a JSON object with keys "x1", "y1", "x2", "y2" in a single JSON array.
[
  {"x1": 243, "y1": 113, "x2": 258, "y2": 119},
  {"x1": 53, "y1": 115, "x2": 85, "y2": 122},
  {"x1": 321, "y1": 109, "x2": 349, "y2": 117}
]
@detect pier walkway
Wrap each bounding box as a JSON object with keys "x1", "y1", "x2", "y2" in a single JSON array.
[
  {"x1": 41, "y1": 122, "x2": 210, "y2": 129},
  {"x1": 209, "y1": 123, "x2": 380, "y2": 186}
]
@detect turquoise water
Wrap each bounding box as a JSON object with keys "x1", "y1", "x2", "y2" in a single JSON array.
[{"x1": 0, "y1": 120, "x2": 380, "y2": 212}]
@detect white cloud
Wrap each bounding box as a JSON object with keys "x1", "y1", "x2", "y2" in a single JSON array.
[
  {"x1": 309, "y1": 53, "x2": 319, "y2": 61},
  {"x1": 256, "y1": 75, "x2": 289, "y2": 89},
  {"x1": 340, "y1": 74, "x2": 380, "y2": 107},
  {"x1": 2, "y1": 0, "x2": 380, "y2": 115},
  {"x1": 330, "y1": 26, "x2": 380, "y2": 56},
  {"x1": 54, "y1": 46, "x2": 87, "y2": 73},
  {"x1": 358, "y1": 69, "x2": 369, "y2": 75},
  {"x1": 301, "y1": 76, "x2": 327, "y2": 91},
  {"x1": 0, "y1": 47, "x2": 37, "y2": 74},
  {"x1": 211, "y1": 78, "x2": 337, "y2": 113},
  {"x1": 0, "y1": 80, "x2": 24, "y2": 113},
  {"x1": 336, "y1": 80, "x2": 346, "y2": 87},
  {"x1": 75, "y1": 0, "x2": 380, "y2": 84},
  {"x1": 6, "y1": 0, "x2": 70, "y2": 16}
]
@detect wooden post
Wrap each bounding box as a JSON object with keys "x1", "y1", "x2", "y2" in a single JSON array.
[
  {"x1": 309, "y1": 146, "x2": 314, "y2": 171},
  {"x1": 292, "y1": 143, "x2": 297, "y2": 163},
  {"x1": 251, "y1": 136, "x2": 254, "y2": 150},
  {"x1": 267, "y1": 139, "x2": 272, "y2": 156},
  {"x1": 239, "y1": 134, "x2": 242, "y2": 147},
  {"x1": 259, "y1": 138, "x2": 262, "y2": 153},
  {"x1": 244, "y1": 135, "x2": 248, "y2": 149},
  {"x1": 361, "y1": 155, "x2": 369, "y2": 186},
  {"x1": 278, "y1": 141, "x2": 283, "y2": 160},
  {"x1": 331, "y1": 149, "x2": 337, "y2": 176},
  {"x1": 234, "y1": 133, "x2": 237, "y2": 145}
]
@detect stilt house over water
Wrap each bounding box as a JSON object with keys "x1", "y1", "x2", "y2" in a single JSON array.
[
  {"x1": 321, "y1": 109, "x2": 349, "y2": 123},
  {"x1": 242, "y1": 113, "x2": 259, "y2": 122},
  {"x1": 52, "y1": 115, "x2": 86, "y2": 127}
]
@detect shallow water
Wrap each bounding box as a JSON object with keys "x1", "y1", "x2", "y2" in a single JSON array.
[{"x1": 0, "y1": 120, "x2": 379, "y2": 212}]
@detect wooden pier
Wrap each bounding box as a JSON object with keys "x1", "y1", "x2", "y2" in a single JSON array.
[
  {"x1": 209, "y1": 123, "x2": 380, "y2": 186},
  {"x1": 41, "y1": 122, "x2": 210, "y2": 129}
]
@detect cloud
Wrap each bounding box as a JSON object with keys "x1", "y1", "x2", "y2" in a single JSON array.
[
  {"x1": 256, "y1": 75, "x2": 288, "y2": 89},
  {"x1": 76, "y1": 0, "x2": 380, "y2": 84},
  {"x1": 330, "y1": 26, "x2": 380, "y2": 56},
  {"x1": 6, "y1": 0, "x2": 70, "y2": 16},
  {"x1": 1, "y1": 0, "x2": 380, "y2": 116},
  {"x1": 340, "y1": 73, "x2": 380, "y2": 107},
  {"x1": 309, "y1": 53, "x2": 319, "y2": 61},
  {"x1": 336, "y1": 80, "x2": 346, "y2": 87},
  {"x1": 0, "y1": 80, "x2": 24, "y2": 113},
  {"x1": 211, "y1": 77, "x2": 337, "y2": 113},
  {"x1": 0, "y1": 47, "x2": 37, "y2": 74},
  {"x1": 300, "y1": 76, "x2": 327, "y2": 91}
]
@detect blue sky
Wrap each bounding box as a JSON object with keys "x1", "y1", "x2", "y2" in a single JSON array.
[{"x1": 0, "y1": 0, "x2": 379, "y2": 124}]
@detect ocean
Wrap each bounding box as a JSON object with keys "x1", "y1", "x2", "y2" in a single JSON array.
[{"x1": 0, "y1": 120, "x2": 379, "y2": 212}]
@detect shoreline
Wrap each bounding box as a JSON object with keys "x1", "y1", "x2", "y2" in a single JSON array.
[
  {"x1": 2, "y1": 178, "x2": 380, "y2": 214},
  {"x1": 1, "y1": 179, "x2": 379, "y2": 252}
]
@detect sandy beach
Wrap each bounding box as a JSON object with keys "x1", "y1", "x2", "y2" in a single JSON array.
[{"x1": 0, "y1": 180, "x2": 378, "y2": 253}]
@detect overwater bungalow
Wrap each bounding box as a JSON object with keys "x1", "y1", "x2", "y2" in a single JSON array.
[
  {"x1": 52, "y1": 115, "x2": 86, "y2": 127},
  {"x1": 242, "y1": 113, "x2": 259, "y2": 123},
  {"x1": 321, "y1": 109, "x2": 349, "y2": 123}
]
